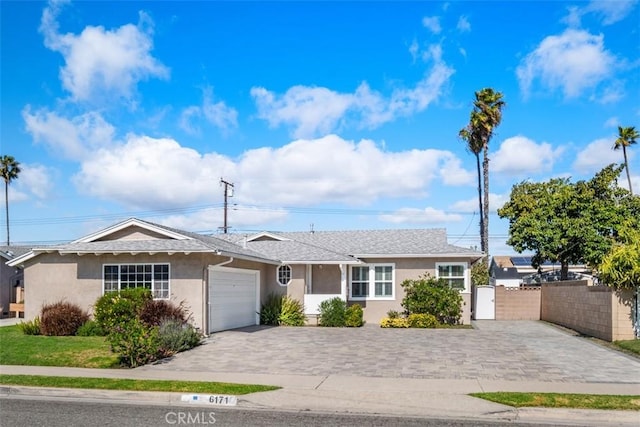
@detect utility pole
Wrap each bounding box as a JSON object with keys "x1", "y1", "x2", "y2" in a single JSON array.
[{"x1": 220, "y1": 178, "x2": 234, "y2": 234}]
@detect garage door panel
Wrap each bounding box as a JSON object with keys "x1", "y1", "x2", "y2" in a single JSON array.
[{"x1": 208, "y1": 267, "x2": 259, "y2": 332}]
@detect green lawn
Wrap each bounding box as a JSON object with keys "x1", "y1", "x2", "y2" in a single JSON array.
[
  {"x1": 0, "y1": 374, "x2": 279, "y2": 395},
  {"x1": 471, "y1": 392, "x2": 640, "y2": 411},
  {"x1": 613, "y1": 339, "x2": 640, "y2": 356},
  {"x1": 0, "y1": 325, "x2": 120, "y2": 368}
]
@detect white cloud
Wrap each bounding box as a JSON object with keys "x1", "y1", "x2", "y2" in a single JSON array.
[
  {"x1": 457, "y1": 16, "x2": 471, "y2": 32},
  {"x1": 573, "y1": 137, "x2": 627, "y2": 173},
  {"x1": 0, "y1": 163, "x2": 54, "y2": 204},
  {"x1": 73, "y1": 135, "x2": 235, "y2": 209},
  {"x1": 180, "y1": 87, "x2": 238, "y2": 135},
  {"x1": 159, "y1": 206, "x2": 288, "y2": 234},
  {"x1": 565, "y1": 0, "x2": 638, "y2": 26},
  {"x1": 450, "y1": 193, "x2": 510, "y2": 213},
  {"x1": 380, "y1": 207, "x2": 462, "y2": 224},
  {"x1": 604, "y1": 116, "x2": 620, "y2": 128},
  {"x1": 72, "y1": 134, "x2": 466, "y2": 212},
  {"x1": 422, "y1": 16, "x2": 441, "y2": 34},
  {"x1": 18, "y1": 164, "x2": 55, "y2": 199},
  {"x1": 251, "y1": 61, "x2": 453, "y2": 138},
  {"x1": 22, "y1": 107, "x2": 115, "y2": 161},
  {"x1": 439, "y1": 155, "x2": 475, "y2": 186},
  {"x1": 39, "y1": 0, "x2": 169, "y2": 103},
  {"x1": 516, "y1": 29, "x2": 615, "y2": 99},
  {"x1": 492, "y1": 136, "x2": 560, "y2": 175},
  {"x1": 251, "y1": 86, "x2": 353, "y2": 138}
]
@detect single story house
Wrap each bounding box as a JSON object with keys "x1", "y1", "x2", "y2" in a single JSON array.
[
  {"x1": 8, "y1": 218, "x2": 483, "y2": 333},
  {"x1": 0, "y1": 246, "x2": 28, "y2": 318}
]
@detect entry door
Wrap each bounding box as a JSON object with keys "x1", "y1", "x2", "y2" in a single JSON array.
[
  {"x1": 208, "y1": 266, "x2": 259, "y2": 332},
  {"x1": 474, "y1": 286, "x2": 495, "y2": 320}
]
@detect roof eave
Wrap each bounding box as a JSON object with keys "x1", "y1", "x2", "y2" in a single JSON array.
[{"x1": 354, "y1": 253, "x2": 484, "y2": 258}]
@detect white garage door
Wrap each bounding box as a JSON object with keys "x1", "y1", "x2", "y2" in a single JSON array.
[{"x1": 208, "y1": 266, "x2": 260, "y2": 333}]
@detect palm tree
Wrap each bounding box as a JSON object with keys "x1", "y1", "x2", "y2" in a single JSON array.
[
  {"x1": 469, "y1": 88, "x2": 505, "y2": 257},
  {"x1": 1, "y1": 155, "x2": 21, "y2": 245},
  {"x1": 459, "y1": 122, "x2": 485, "y2": 252},
  {"x1": 614, "y1": 126, "x2": 638, "y2": 195}
]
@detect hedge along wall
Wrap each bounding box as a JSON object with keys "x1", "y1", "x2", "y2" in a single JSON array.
[{"x1": 541, "y1": 280, "x2": 635, "y2": 341}]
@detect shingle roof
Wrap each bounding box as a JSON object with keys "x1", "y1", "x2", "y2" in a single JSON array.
[
  {"x1": 0, "y1": 246, "x2": 32, "y2": 260},
  {"x1": 273, "y1": 229, "x2": 480, "y2": 256},
  {"x1": 241, "y1": 240, "x2": 359, "y2": 263}
]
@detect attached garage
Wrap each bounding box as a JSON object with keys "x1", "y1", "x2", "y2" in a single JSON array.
[{"x1": 208, "y1": 266, "x2": 260, "y2": 333}]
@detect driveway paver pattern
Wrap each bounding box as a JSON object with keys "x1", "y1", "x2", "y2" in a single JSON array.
[{"x1": 140, "y1": 321, "x2": 640, "y2": 383}]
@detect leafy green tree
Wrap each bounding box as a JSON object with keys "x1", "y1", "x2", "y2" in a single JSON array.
[
  {"x1": 498, "y1": 165, "x2": 638, "y2": 280},
  {"x1": 0, "y1": 155, "x2": 21, "y2": 245},
  {"x1": 614, "y1": 126, "x2": 638, "y2": 195},
  {"x1": 599, "y1": 222, "x2": 640, "y2": 291},
  {"x1": 470, "y1": 259, "x2": 489, "y2": 287},
  {"x1": 460, "y1": 89, "x2": 505, "y2": 256}
]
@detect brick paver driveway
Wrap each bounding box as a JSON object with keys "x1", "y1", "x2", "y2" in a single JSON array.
[{"x1": 144, "y1": 321, "x2": 640, "y2": 383}]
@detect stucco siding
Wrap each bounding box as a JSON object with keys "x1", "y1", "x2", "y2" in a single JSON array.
[
  {"x1": 96, "y1": 226, "x2": 170, "y2": 241},
  {"x1": 22, "y1": 252, "x2": 271, "y2": 331},
  {"x1": 311, "y1": 265, "x2": 341, "y2": 294}
]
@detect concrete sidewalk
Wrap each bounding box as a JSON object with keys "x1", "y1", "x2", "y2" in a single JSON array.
[{"x1": 2, "y1": 365, "x2": 639, "y2": 426}]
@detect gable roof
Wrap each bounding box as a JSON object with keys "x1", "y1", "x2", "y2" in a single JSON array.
[
  {"x1": 8, "y1": 218, "x2": 278, "y2": 267},
  {"x1": 8, "y1": 218, "x2": 483, "y2": 267},
  {"x1": 273, "y1": 229, "x2": 481, "y2": 258},
  {"x1": 223, "y1": 228, "x2": 482, "y2": 261}
]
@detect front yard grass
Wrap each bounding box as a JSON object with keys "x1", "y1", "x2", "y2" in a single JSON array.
[
  {"x1": 471, "y1": 392, "x2": 640, "y2": 411},
  {"x1": 0, "y1": 374, "x2": 280, "y2": 395},
  {"x1": 613, "y1": 339, "x2": 640, "y2": 357},
  {"x1": 0, "y1": 325, "x2": 120, "y2": 368}
]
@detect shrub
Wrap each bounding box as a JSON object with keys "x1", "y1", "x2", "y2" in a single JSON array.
[
  {"x1": 157, "y1": 319, "x2": 202, "y2": 357},
  {"x1": 76, "y1": 320, "x2": 106, "y2": 336},
  {"x1": 407, "y1": 313, "x2": 439, "y2": 328},
  {"x1": 18, "y1": 317, "x2": 40, "y2": 335},
  {"x1": 108, "y1": 318, "x2": 159, "y2": 368},
  {"x1": 260, "y1": 293, "x2": 283, "y2": 326},
  {"x1": 318, "y1": 297, "x2": 346, "y2": 327},
  {"x1": 94, "y1": 288, "x2": 152, "y2": 333},
  {"x1": 380, "y1": 317, "x2": 409, "y2": 328},
  {"x1": 279, "y1": 296, "x2": 306, "y2": 326},
  {"x1": 386, "y1": 309, "x2": 401, "y2": 319},
  {"x1": 139, "y1": 299, "x2": 187, "y2": 327},
  {"x1": 345, "y1": 304, "x2": 364, "y2": 327},
  {"x1": 39, "y1": 301, "x2": 89, "y2": 336},
  {"x1": 401, "y1": 274, "x2": 463, "y2": 325}
]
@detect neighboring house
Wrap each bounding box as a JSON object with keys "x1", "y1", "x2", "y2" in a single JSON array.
[
  {"x1": 490, "y1": 255, "x2": 591, "y2": 286},
  {"x1": 0, "y1": 246, "x2": 28, "y2": 318},
  {"x1": 8, "y1": 218, "x2": 483, "y2": 333}
]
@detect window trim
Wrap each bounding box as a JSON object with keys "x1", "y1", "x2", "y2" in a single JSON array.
[
  {"x1": 102, "y1": 263, "x2": 170, "y2": 300},
  {"x1": 349, "y1": 263, "x2": 395, "y2": 301},
  {"x1": 277, "y1": 264, "x2": 292, "y2": 286},
  {"x1": 435, "y1": 262, "x2": 468, "y2": 293}
]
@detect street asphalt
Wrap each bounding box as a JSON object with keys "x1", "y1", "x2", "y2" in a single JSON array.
[{"x1": 1, "y1": 319, "x2": 639, "y2": 426}]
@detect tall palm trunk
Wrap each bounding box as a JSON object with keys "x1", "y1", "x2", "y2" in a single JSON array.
[
  {"x1": 623, "y1": 146, "x2": 634, "y2": 195},
  {"x1": 475, "y1": 153, "x2": 484, "y2": 253},
  {"x1": 482, "y1": 143, "x2": 490, "y2": 258},
  {"x1": 4, "y1": 180, "x2": 9, "y2": 245}
]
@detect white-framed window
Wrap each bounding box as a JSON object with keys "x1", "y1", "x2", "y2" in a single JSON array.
[
  {"x1": 277, "y1": 264, "x2": 292, "y2": 286},
  {"x1": 103, "y1": 263, "x2": 170, "y2": 299},
  {"x1": 350, "y1": 264, "x2": 395, "y2": 300},
  {"x1": 351, "y1": 266, "x2": 369, "y2": 298},
  {"x1": 436, "y1": 262, "x2": 467, "y2": 292}
]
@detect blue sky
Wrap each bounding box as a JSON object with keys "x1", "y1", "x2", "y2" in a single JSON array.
[{"x1": 1, "y1": 0, "x2": 638, "y2": 256}]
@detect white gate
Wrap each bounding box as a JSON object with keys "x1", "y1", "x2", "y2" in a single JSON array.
[{"x1": 474, "y1": 286, "x2": 495, "y2": 320}]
